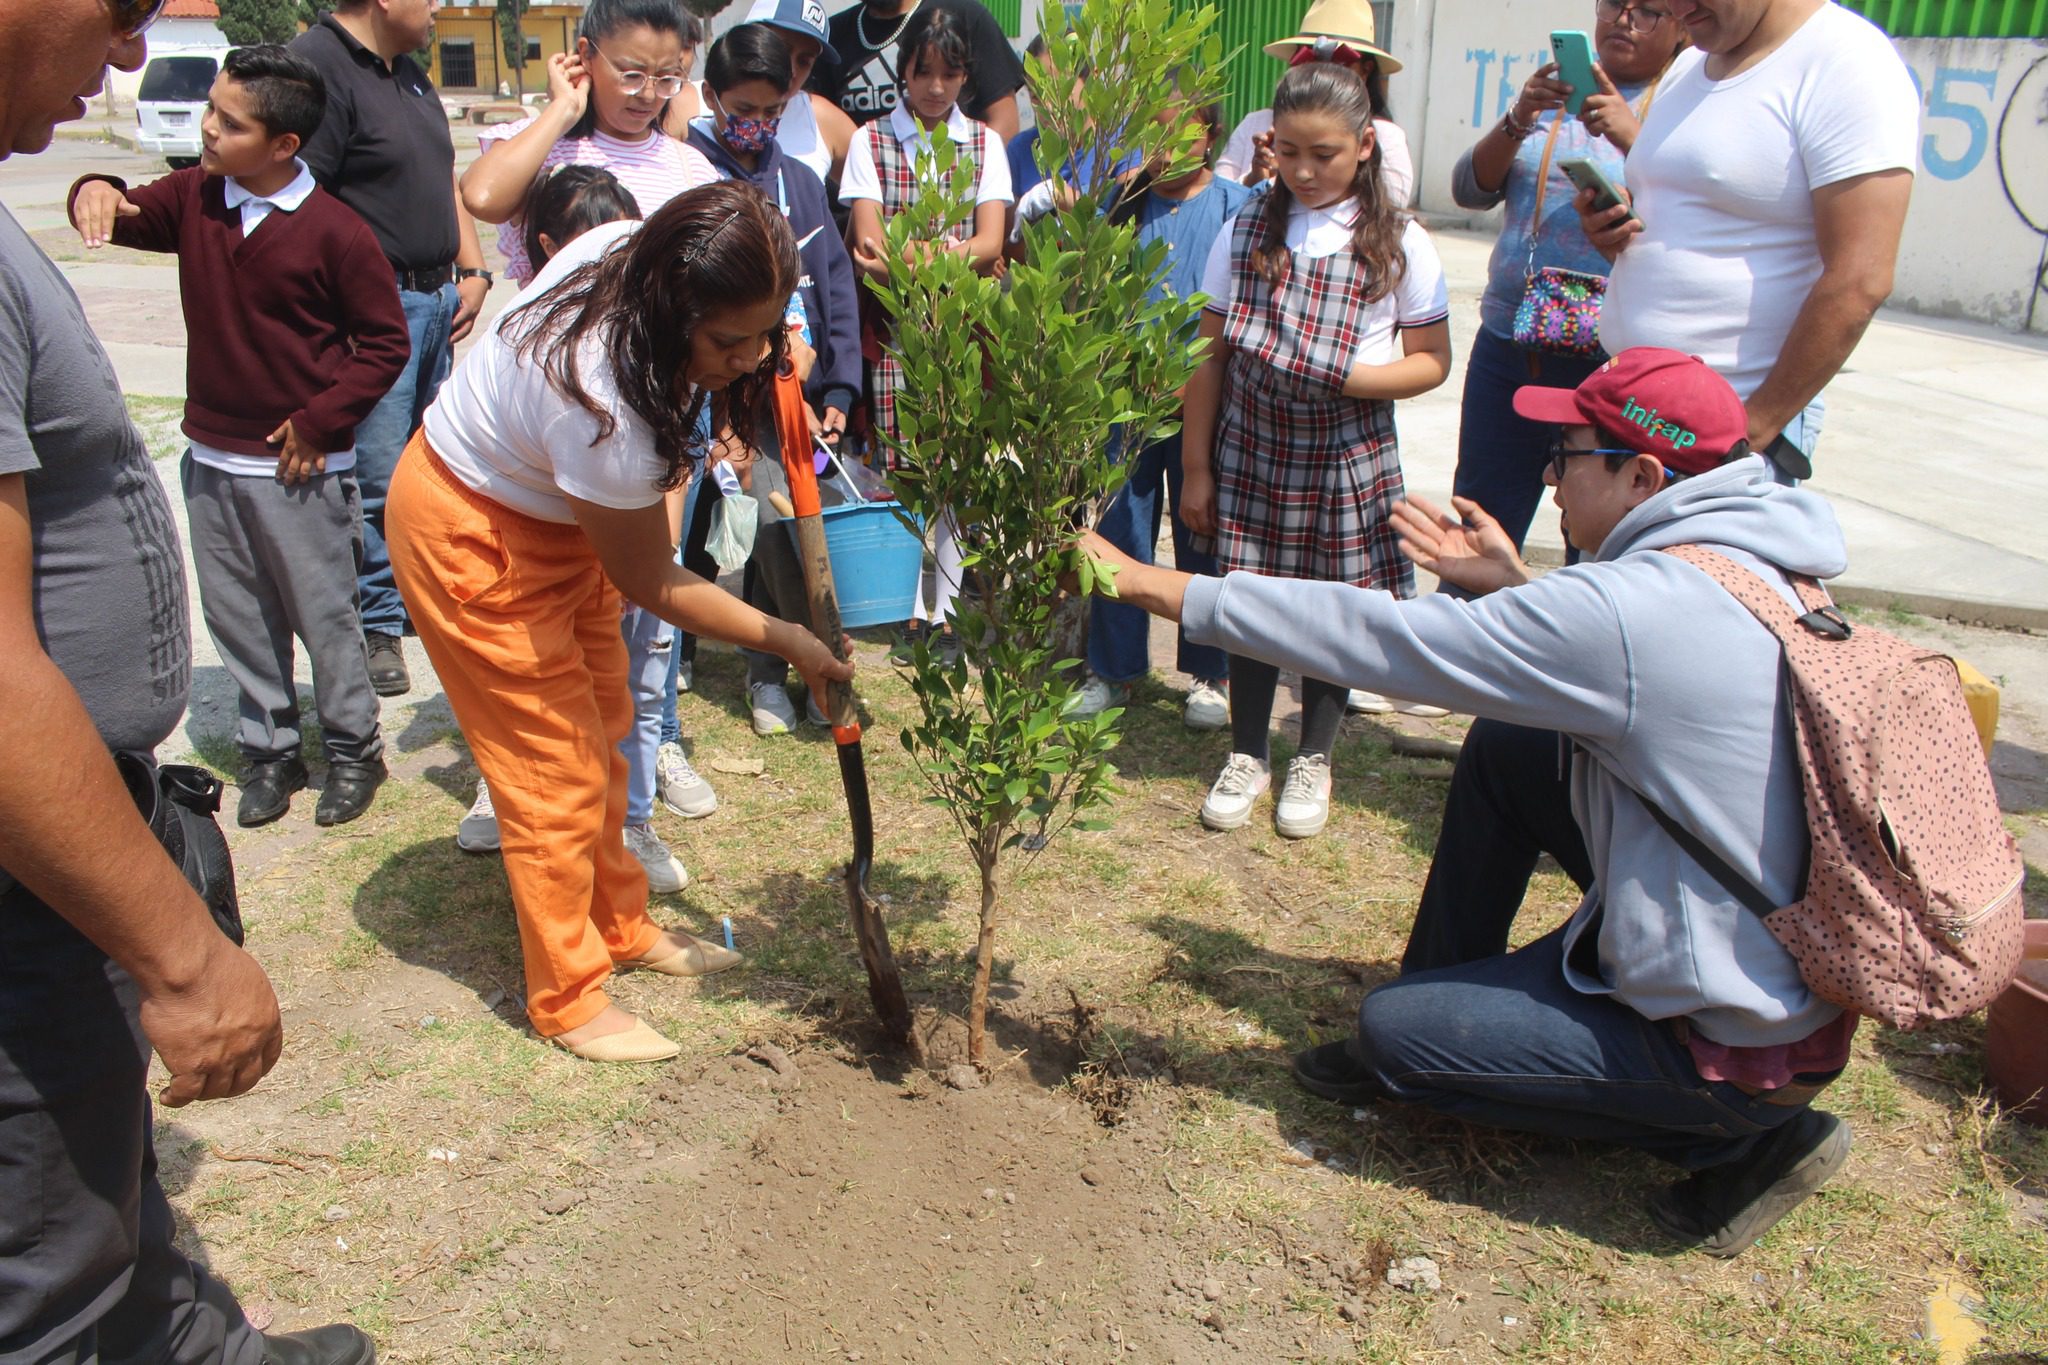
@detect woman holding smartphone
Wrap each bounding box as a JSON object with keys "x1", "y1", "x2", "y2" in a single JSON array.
[{"x1": 1447, "y1": 0, "x2": 1685, "y2": 551}]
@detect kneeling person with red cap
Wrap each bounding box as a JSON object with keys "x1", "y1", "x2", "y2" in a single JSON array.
[{"x1": 1081, "y1": 349, "x2": 1854, "y2": 1256}]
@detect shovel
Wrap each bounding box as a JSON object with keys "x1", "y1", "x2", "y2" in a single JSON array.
[{"x1": 770, "y1": 369, "x2": 915, "y2": 1052}]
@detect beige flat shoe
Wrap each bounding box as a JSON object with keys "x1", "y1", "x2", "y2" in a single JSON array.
[
  {"x1": 625, "y1": 934, "x2": 744, "y2": 978},
  {"x1": 551, "y1": 1018, "x2": 680, "y2": 1064}
]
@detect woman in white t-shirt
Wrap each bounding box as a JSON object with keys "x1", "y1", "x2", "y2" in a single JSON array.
[
  {"x1": 1181, "y1": 62, "x2": 1451, "y2": 842},
  {"x1": 388, "y1": 184, "x2": 854, "y2": 1064},
  {"x1": 462, "y1": 0, "x2": 716, "y2": 284}
]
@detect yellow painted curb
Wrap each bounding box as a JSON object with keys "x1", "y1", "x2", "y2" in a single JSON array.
[{"x1": 1925, "y1": 1276, "x2": 1988, "y2": 1365}]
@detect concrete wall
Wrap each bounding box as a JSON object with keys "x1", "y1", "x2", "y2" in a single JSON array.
[
  {"x1": 1887, "y1": 37, "x2": 2048, "y2": 333},
  {"x1": 1387, "y1": 0, "x2": 2048, "y2": 335}
]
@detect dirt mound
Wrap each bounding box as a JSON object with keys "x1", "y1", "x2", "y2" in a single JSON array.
[{"x1": 537, "y1": 1044, "x2": 1369, "y2": 1363}]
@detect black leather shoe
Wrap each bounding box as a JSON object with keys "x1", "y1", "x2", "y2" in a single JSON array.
[
  {"x1": 1649, "y1": 1108, "x2": 1850, "y2": 1257},
  {"x1": 364, "y1": 631, "x2": 410, "y2": 697},
  {"x1": 315, "y1": 759, "x2": 388, "y2": 827},
  {"x1": 1291, "y1": 1039, "x2": 1384, "y2": 1106},
  {"x1": 261, "y1": 1323, "x2": 376, "y2": 1365},
  {"x1": 237, "y1": 756, "x2": 309, "y2": 827}
]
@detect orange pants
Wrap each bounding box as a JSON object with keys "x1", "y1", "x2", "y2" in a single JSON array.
[{"x1": 386, "y1": 431, "x2": 662, "y2": 1036}]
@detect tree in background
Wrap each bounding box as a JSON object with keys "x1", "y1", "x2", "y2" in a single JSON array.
[
  {"x1": 217, "y1": 0, "x2": 301, "y2": 44},
  {"x1": 497, "y1": 0, "x2": 530, "y2": 98},
  {"x1": 872, "y1": 0, "x2": 1226, "y2": 1067}
]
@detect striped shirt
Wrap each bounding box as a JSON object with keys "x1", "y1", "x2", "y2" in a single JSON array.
[{"x1": 479, "y1": 116, "x2": 717, "y2": 283}]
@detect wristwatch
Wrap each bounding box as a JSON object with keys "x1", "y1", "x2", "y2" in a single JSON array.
[{"x1": 456, "y1": 266, "x2": 494, "y2": 286}]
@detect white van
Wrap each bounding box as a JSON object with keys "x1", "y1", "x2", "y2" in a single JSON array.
[{"x1": 135, "y1": 50, "x2": 226, "y2": 167}]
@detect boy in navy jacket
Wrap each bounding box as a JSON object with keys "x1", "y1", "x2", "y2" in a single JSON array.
[{"x1": 70, "y1": 45, "x2": 408, "y2": 829}]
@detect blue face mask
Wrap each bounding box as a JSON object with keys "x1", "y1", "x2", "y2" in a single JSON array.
[{"x1": 714, "y1": 92, "x2": 781, "y2": 153}]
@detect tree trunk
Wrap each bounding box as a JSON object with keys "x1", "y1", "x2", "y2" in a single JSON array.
[{"x1": 966, "y1": 851, "x2": 1000, "y2": 1069}]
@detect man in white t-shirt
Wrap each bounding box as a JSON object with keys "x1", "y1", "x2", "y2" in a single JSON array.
[{"x1": 1581, "y1": 0, "x2": 1918, "y2": 470}]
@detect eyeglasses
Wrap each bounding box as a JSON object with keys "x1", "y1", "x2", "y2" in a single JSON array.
[
  {"x1": 1548, "y1": 439, "x2": 1681, "y2": 484},
  {"x1": 1595, "y1": 0, "x2": 1672, "y2": 32},
  {"x1": 109, "y1": 0, "x2": 168, "y2": 38},
  {"x1": 589, "y1": 44, "x2": 686, "y2": 99},
  {"x1": 1547, "y1": 439, "x2": 1638, "y2": 482}
]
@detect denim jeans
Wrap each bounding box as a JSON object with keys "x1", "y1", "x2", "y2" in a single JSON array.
[
  {"x1": 1773, "y1": 397, "x2": 1825, "y2": 484},
  {"x1": 1353, "y1": 717, "x2": 1812, "y2": 1170},
  {"x1": 1088, "y1": 431, "x2": 1228, "y2": 685},
  {"x1": 618, "y1": 603, "x2": 673, "y2": 826},
  {"x1": 659, "y1": 478, "x2": 703, "y2": 749},
  {"x1": 352, "y1": 282, "x2": 458, "y2": 636},
  {"x1": 1452, "y1": 328, "x2": 1609, "y2": 552}
]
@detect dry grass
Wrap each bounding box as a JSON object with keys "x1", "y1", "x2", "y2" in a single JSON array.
[{"x1": 154, "y1": 636, "x2": 2048, "y2": 1362}]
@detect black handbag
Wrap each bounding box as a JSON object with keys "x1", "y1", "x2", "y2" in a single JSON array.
[{"x1": 115, "y1": 751, "x2": 245, "y2": 946}]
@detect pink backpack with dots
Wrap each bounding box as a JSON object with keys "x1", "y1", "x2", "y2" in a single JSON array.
[{"x1": 1642, "y1": 546, "x2": 2026, "y2": 1032}]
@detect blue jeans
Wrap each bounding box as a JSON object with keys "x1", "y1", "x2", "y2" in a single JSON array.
[
  {"x1": 659, "y1": 478, "x2": 703, "y2": 748},
  {"x1": 352, "y1": 282, "x2": 458, "y2": 635},
  {"x1": 1088, "y1": 431, "x2": 1228, "y2": 685},
  {"x1": 1452, "y1": 328, "x2": 1609, "y2": 552},
  {"x1": 1353, "y1": 717, "x2": 1816, "y2": 1171},
  {"x1": 1773, "y1": 397, "x2": 1824, "y2": 484},
  {"x1": 619, "y1": 603, "x2": 673, "y2": 826}
]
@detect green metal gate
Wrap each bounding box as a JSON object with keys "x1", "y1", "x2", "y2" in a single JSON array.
[
  {"x1": 1167, "y1": 0, "x2": 1397, "y2": 129},
  {"x1": 1836, "y1": 0, "x2": 2048, "y2": 36}
]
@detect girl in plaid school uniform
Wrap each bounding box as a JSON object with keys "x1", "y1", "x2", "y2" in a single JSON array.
[
  {"x1": 1180, "y1": 62, "x2": 1453, "y2": 840},
  {"x1": 838, "y1": 5, "x2": 1013, "y2": 650}
]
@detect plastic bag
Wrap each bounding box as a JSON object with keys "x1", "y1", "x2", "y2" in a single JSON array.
[{"x1": 705, "y1": 491, "x2": 759, "y2": 574}]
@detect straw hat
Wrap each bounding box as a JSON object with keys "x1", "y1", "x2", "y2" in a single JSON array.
[{"x1": 1263, "y1": 0, "x2": 1403, "y2": 74}]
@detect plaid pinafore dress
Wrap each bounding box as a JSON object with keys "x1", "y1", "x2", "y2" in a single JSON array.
[
  {"x1": 1212, "y1": 210, "x2": 1414, "y2": 596},
  {"x1": 859, "y1": 118, "x2": 985, "y2": 469}
]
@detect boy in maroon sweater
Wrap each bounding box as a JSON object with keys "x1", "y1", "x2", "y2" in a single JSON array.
[{"x1": 70, "y1": 45, "x2": 408, "y2": 830}]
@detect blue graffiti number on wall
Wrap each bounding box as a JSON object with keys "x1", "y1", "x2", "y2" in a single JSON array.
[
  {"x1": 1468, "y1": 49, "x2": 1551, "y2": 126},
  {"x1": 1916, "y1": 65, "x2": 2001, "y2": 181}
]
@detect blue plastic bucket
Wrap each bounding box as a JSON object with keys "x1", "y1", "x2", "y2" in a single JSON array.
[{"x1": 819, "y1": 500, "x2": 924, "y2": 628}]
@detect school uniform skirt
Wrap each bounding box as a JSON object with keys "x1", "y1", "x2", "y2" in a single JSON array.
[{"x1": 1211, "y1": 352, "x2": 1415, "y2": 596}]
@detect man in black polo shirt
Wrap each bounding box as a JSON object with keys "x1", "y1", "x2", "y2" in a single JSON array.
[
  {"x1": 2, "y1": 2, "x2": 374, "y2": 1361},
  {"x1": 811, "y1": 0, "x2": 1026, "y2": 139},
  {"x1": 292, "y1": 0, "x2": 493, "y2": 698}
]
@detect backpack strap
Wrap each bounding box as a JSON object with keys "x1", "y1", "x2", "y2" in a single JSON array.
[
  {"x1": 1641, "y1": 797, "x2": 1781, "y2": 920},
  {"x1": 1661, "y1": 544, "x2": 1852, "y2": 644},
  {"x1": 1569, "y1": 739, "x2": 1782, "y2": 921}
]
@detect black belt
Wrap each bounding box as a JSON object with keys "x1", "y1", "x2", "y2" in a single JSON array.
[{"x1": 395, "y1": 263, "x2": 453, "y2": 294}]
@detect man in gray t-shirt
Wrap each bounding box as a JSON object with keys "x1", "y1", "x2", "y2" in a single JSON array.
[{"x1": 0, "y1": 4, "x2": 371, "y2": 1362}]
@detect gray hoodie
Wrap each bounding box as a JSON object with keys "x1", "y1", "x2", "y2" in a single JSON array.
[{"x1": 1179, "y1": 455, "x2": 1847, "y2": 1047}]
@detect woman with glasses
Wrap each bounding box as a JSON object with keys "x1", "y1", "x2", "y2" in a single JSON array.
[
  {"x1": 1448, "y1": 0, "x2": 1686, "y2": 553},
  {"x1": 461, "y1": 0, "x2": 715, "y2": 286}
]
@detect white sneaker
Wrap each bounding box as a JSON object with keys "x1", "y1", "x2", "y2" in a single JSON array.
[
  {"x1": 1346, "y1": 689, "x2": 1395, "y2": 714},
  {"x1": 1069, "y1": 675, "x2": 1128, "y2": 719},
  {"x1": 750, "y1": 681, "x2": 798, "y2": 736},
  {"x1": 656, "y1": 741, "x2": 718, "y2": 819},
  {"x1": 1183, "y1": 678, "x2": 1229, "y2": 731},
  {"x1": 1274, "y1": 752, "x2": 1333, "y2": 839},
  {"x1": 677, "y1": 659, "x2": 693, "y2": 693},
  {"x1": 457, "y1": 778, "x2": 500, "y2": 853},
  {"x1": 1390, "y1": 699, "x2": 1451, "y2": 718},
  {"x1": 805, "y1": 690, "x2": 831, "y2": 728},
  {"x1": 624, "y1": 822, "x2": 689, "y2": 895},
  {"x1": 1200, "y1": 753, "x2": 1271, "y2": 831}
]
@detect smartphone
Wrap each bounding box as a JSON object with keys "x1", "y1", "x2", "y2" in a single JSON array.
[
  {"x1": 1559, "y1": 156, "x2": 1639, "y2": 224},
  {"x1": 1550, "y1": 29, "x2": 1599, "y2": 116}
]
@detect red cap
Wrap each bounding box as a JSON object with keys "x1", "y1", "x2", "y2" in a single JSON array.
[{"x1": 1510, "y1": 348, "x2": 1749, "y2": 475}]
